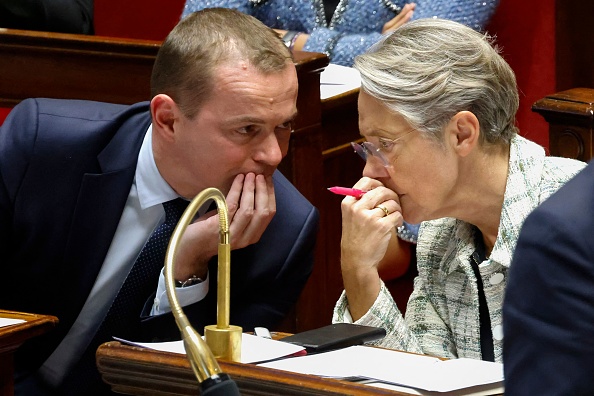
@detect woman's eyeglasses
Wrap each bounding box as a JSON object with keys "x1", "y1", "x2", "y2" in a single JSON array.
[{"x1": 350, "y1": 129, "x2": 416, "y2": 167}]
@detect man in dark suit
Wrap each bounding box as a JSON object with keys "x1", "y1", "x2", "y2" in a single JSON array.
[
  {"x1": 0, "y1": 8, "x2": 319, "y2": 395},
  {"x1": 503, "y1": 160, "x2": 594, "y2": 395}
]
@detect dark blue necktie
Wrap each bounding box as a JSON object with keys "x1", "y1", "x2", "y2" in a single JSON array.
[
  {"x1": 95, "y1": 197, "x2": 189, "y2": 339},
  {"x1": 60, "y1": 198, "x2": 189, "y2": 395}
]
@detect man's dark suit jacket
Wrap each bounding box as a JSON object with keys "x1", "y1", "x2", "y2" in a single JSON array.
[
  {"x1": 0, "y1": 98, "x2": 319, "y2": 393},
  {"x1": 503, "y1": 160, "x2": 594, "y2": 395}
]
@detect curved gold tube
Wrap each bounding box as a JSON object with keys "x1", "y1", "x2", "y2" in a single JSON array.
[{"x1": 164, "y1": 188, "x2": 242, "y2": 383}]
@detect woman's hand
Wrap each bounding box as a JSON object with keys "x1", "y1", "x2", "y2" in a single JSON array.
[
  {"x1": 382, "y1": 3, "x2": 416, "y2": 34},
  {"x1": 339, "y1": 177, "x2": 404, "y2": 319}
]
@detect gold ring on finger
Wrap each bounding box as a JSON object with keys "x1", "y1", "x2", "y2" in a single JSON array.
[{"x1": 376, "y1": 205, "x2": 390, "y2": 217}]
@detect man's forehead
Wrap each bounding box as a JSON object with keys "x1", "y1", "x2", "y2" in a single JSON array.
[
  {"x1": 211, "y1": 63, "x2": 296, "y2": 94},
  {"x1": 214, "y1": 60, "x2": 294, "y2": 77},
  {"x1": 193, "y1": 68, "x2": 298, "y2": 122}
]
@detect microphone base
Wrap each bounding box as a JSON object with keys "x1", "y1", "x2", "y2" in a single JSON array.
[{"x1": 200, "y1": 373, "x2": 241, "y2": 396}]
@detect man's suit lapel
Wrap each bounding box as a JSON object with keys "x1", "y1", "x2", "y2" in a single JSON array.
[{"x1": 61, "y1": 107, "x2": 151, "y2": 325}]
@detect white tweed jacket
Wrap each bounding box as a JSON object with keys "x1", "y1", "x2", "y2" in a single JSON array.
[{"x1": 333, "y1": 135, "x2": 585, "y2": 362}]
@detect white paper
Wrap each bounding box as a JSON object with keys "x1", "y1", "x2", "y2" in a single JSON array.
[
  {"x1": 114, "y1": 333, "x2": 305, "y2": 364},
  {"x1": 367, "y1": 381, "x2": 505, "y2": 396},
  {"x1": 320, "y1": 63, "x2": 361, "y2": 100},
  {"x1": 0, "y1": 318, "x2": 25, "y2": 328},
  {"x1": 259, "y1": 345, "x2": 504, "y2": 393},
  {"x1": 259, "y1": 345, "x2": 439, "y2": 379}
]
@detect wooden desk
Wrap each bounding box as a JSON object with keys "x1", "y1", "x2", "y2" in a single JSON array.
[
  {"x1": 0, "y1": 28, "x2": 364, "y2": 333},
  {"x1": 97, "y1": 341, "x2": 411, "y2": 395},
  {"x1": 0, "y1": 310, "x2": 58, "y2": 396},
  {"x1": 532, "y1": 87, "x2": 594, "y2": 162},
  {"x1": 0, "y1": 29, "x2": 159, "y2": 106}
]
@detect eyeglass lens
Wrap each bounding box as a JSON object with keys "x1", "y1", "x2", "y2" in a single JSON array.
[{"x1": 350, "y1": 142, "x2": 389, "y2": 167}]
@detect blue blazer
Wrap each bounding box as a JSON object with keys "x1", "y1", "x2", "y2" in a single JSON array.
[
  {"x1": 0, "y1": 98, "x2": 319, "y2": 386},
  {"x1": 503, "y1": 160, "x2": 594, "y2": 395}
]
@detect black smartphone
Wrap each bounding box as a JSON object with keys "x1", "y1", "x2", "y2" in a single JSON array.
[{"x1": 279, "y1": 323, "x2": 386, "y2": 353}]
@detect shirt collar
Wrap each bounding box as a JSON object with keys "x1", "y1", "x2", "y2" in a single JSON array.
[{"x1": 135, "y1": 124, "x2": 181, "y2": 210}]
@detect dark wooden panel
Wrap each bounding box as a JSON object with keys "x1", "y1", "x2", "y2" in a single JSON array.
[
  {"x1": 0, "y1": 29, "x2": 159, "y2": 106},
  {"x1": 555, "y1": 1, "x2": 594, "y2": 91},
  {"x1": 296, "y1": 92, "x2": 364, "y2": 331},
  {"x1": 532, "y1": 87, "x2": 594, "y2": 162}
]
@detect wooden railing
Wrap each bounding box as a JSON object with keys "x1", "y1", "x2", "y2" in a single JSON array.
[{"x1": 532, "y1": 87, "x2": 594, "y2": 162}]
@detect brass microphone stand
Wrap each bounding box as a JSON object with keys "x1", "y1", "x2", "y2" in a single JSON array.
[{"x1": 164, "y1": 188, "x2": 242, "y2": 394}]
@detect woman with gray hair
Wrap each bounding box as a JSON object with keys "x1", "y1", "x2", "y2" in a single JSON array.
[{"x1": 332, "y1": 18, "x2": 584, "y2": 363}]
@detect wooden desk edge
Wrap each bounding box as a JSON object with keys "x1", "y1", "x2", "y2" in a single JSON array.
[
  {"x1": 321, "y1": 88, "x2": 360, "y2": 111},
  {"x1": 0, "y1": 28, "x2": 329, "y2": 108},
  {"x1": 293, "y1": 50, "x2": 329, "y2": 74},
  {"x1": 97, "y1": 341, "x2": 408, "y2": 395},
  {"x1": 0, "y1": 310, "x2": 58, "y2": 354},
  {"x1": 532, "y1": 87, "x2": 594, "y2": 120}
]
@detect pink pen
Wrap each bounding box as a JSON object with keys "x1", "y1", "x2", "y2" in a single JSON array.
[{"x1": 327, "y1": 186, "x2": 366, "y2": 199}]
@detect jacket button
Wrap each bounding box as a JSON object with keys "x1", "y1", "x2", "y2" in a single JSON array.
[
  {"x1": 493, "y1": 324, "x2": 504, "y2": 341},
  {"x1": 489, "y1": 273, "x2": 504, "y2": 285}
]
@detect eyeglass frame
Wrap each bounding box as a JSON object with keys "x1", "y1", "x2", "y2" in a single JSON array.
[{"x1": 351, "y1": 128, "x2": 417, "y2": 167}]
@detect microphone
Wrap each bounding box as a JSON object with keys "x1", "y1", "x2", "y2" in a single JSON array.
[
  {"x1": 200, "y1": 373, "x2": 241, "y2": 396},
  {"x1": 164, "y1": 188, "x2": 242, "y2": 395}
]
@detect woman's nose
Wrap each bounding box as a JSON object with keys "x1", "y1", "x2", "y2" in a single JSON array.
[{"x1": 362, "y1": 157, "x2": 389, "y2": 179}]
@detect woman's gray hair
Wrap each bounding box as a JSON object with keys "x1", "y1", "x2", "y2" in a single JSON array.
[{"x1": 354, "y1": 18, "x2": 519, "y2": 146}]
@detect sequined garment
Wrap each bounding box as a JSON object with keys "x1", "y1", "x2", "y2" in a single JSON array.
[{"x1": 182, "y1": 0, "x2": 500, "y2": 66}]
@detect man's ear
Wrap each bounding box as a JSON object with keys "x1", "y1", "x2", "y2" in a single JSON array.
[
  {"x1": 150, "y1": 94, "x2": 178, "y2": 142},
  {"x1": 446, "y1": 111, "x2": 480, "y2": 157}
]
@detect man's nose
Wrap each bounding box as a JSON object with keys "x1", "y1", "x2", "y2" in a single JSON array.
[{"x1": 255, "y1": 133, "x2": 284, "y2": 166}]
